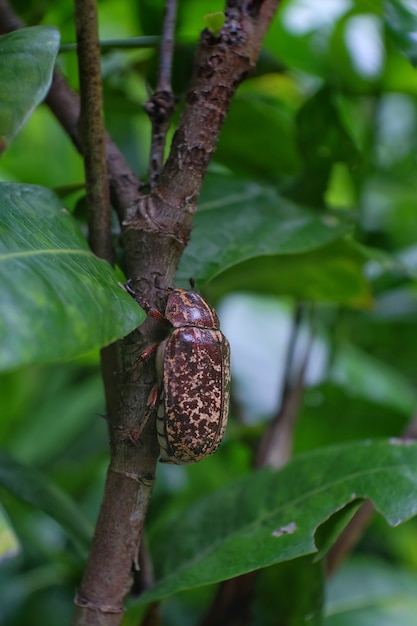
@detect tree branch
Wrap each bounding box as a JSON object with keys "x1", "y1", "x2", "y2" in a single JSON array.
[
  {"x1": 144, "y1": 0, "x2": 178, "y2": 187},
  {"x1": 126, "y1": 0, "x2": 281, "y2": 255},
  {"x1": 74, "y1": 0, "x2": 112, "y2": 261}
]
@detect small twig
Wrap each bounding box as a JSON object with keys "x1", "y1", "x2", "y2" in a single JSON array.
[
  {"x1": 144, "y1": 0, "x2": 177, "y2": 187},
  {"x1": 325, "y1": 500, "x2": 375, "y2": 576},
  {"x1": 255, "y1": 304, "x2": 312, "y2": 469},
  {"x1": 0, "y1": 0, "x2": 22, "y2": 29},
  {"x1": 199, "y1": 572, "x2": 255, "y2": 626},
  {"x1": 74, "y1": 0, "x2": 112, "y2": 261},
  {"x1": 157, "y1": 0, "x2": 177, "y2": 92},
  {"x1": 60, "y1": 35, "x2": 160, "y2": 53}
]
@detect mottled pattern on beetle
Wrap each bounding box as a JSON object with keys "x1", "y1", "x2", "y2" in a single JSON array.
[{"x1": 160, "y1": 326, "x2": 230, "y2": 465}]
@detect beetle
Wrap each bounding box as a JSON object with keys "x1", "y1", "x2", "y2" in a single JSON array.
[{"x1": 130, "y1": 286, "x2": 231, "y2": 465}]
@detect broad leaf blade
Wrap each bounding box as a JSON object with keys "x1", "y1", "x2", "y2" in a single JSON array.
[
  {"x1": 0, "y1": 450, "x2": 92, "y2": 556},
  {"x1": 177, "y1": 174, "x2": 355, "y2": 292},
  {"x1": 176, "y1": 175, "x2": 369, "y2": 304},
  {"x1": 208, "y1": 239, "x2": 372, "y2": 306},
  {"x1": 0, "y1": 183, "x2": 145, "y2": 371},
  {"x1": 137, "y1": 440, "x2": 417, "y2": 606},
  {"x1": 0, "y1": 26, "x2": 60, "y2": 150}
]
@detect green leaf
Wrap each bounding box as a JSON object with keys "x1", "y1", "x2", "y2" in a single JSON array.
[
  {"x1": 0, "y1": 26, "x2": 60, "y2": 151},
  {"x1": 0, "y1": 183, "x2": 145, "y2": 371},
  {"x1": 297, "y1": 384, "x2": 410, "y2": 452},
  {"x1": 324, "y1": 558, "x2": 417, "y2": 625},
  {"x1": 268, "y1": 0, "x2": 352, "y2": 77},
  {"x1": 385, "y1": 0, "x2": 417, "y2": 66},
  {"x1": 330, "y1": 341, "x2": 417, "y2": 415},
  {"x1": 255, "y1": 557, "x2": 324, "y2": 626},
  {"x1": 0, "y1": 450, "x2": 93, "y2": 556},
  {"x1": 0, "y1": 503, "x2": 20, "y2": 561},
  {"x1": 6, "y1": 366, "x2": 104, "y2": 464},
  {"x1": 207, "y1": 239, "x2": 372, "y2": 306},
  {"x1": 176, "y1": 174, "x2": 367, "y2": 304},
  {"x1": 215, "y1": 91, "x2": 300, "y2": 180},
  {"x1": 135, "y1": 440, "x2": 417, "y2": 606},
  {"x1": 204, "y1": 12, "x2": 225, "y2": 37},
  {"x1": 293, "y1": 86, "x2": 361, "y2": 206}
]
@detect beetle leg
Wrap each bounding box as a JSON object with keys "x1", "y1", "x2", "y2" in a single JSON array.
[
  {"x1": 124, "y1": 279, "x2": 141, "y2": 301},
  {"x1": 124, "y1": 342, "x2": 158, "y2": 374},
  {"x1": 147, "y1": 383, "x2": 160, "y2": 410},
  {"x1": 154, "y1": 389, "x2": 171, "y2": 460},
  {"x1": 113, "y1": 384, "x2": 161, "y2": 446},
  {"x1": 146, "y1": 385, "x2": 170, "y2": 461},
  {"x1": 139, "y1": 343, "x2": 158, "y2": 361},
  {"x1": 125, "y1": 279, "x2": 168, "y2": 324},
  {"x1": 112, "y1": 415, "x2": 150, "y2": 446},
  {"x1": 125, "y1": 280, "x2": 153, "y2": 313}
]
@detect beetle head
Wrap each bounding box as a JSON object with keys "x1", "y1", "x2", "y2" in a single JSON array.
[{"x1": 165, "y1": 289, "x2": 220, "y2": 329}]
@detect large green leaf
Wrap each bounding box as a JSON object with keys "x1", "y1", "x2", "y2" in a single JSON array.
[
  {"x1": 134, "y1": 440, "x2": 417, "y2": 606},
  {"x1": 0, "y1": 26, "x2": 60, "y2": 151},
  {"x1": 0, "y1": 183, "x2": 145, "y2": 371},
  {"x1": 0, "y1": 450, "x2": 92, "y2": 556},
  {"x1": 176, "y1": 174, "x2": 367, "y2": 303},
  {"x1": 207, "y1": 239, "x2": 371, "y2": 306}
]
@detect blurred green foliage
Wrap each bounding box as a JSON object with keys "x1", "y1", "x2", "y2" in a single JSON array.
[{"x1": 2, "y1": 0, "x2": 417, "y2": 624}]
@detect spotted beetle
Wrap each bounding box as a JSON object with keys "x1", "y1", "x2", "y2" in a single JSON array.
[{"x1": 128, "y1": 285, "x2": 231, "y2": 465}]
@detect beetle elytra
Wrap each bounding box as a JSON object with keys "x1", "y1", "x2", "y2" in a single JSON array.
[{"x1": 136, "y1": 287, "x2": 231, "y2": 465}]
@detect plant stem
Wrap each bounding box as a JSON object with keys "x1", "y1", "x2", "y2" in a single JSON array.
[
  {"x1": 144, "y1": 0, "x2": 178, "y2": 187},
  {"x1": 255, "y1": 304, "x2": 313, "y2": 469},
  {"x1": 60, "y1": 35, "x2": 160, "y2": 53},
  {"x1": 74, "y1": 0, "x2": 112, "y2": 261},
  {"x1": 157, "y1": 0, "x2": 177, "y2": 92}
]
